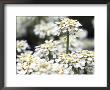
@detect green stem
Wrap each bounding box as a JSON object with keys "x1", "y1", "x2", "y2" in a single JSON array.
[
  {"x1": 48, "y1": 51, "x2": 51, "y2": 60},
  {"x1": 66, "y1": 30, "x2": 69, "y2": 54}
]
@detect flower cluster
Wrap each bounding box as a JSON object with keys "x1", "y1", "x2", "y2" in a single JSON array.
[
  {"x1": 56, "y1": 18, "x2": 82, "y2": 31},
  {"x1": 16, "y1": 40, "x2": 30, "y2": 52},
  {"x1": 17, "y1": 46, "x2": 94, "y2": 75},
  {"x1": 33, "y1": 17, "x2": 67, "y2": 38},
  {"x1": 16, "y1": 17, "x2": 94, "y2": 75},
  {"x1": 34, "y1": 21, "x2": 60, "y2": 38}
]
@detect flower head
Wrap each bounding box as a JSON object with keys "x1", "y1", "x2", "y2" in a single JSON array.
[
  {"x1": 17, "y1": 51, "x2": 33, "y2": 63},
  {"x1": 34, "y1": 21, "x2": 60, "y2": 38},
  {"x1": 56, "y1": 18, "x2": 82, "y2": 30},
  {"x1": 16, "y1": 40, "x2": 29, "y2": 52},
  {"x1": 35, "y1": 40, "x2": 57, "y2": 54}
]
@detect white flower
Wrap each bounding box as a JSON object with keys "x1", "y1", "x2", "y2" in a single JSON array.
[
  {"x1": 55, "y1": 59, "x2": 62, "y2": 63},
  {"x1": 33, "y1": 21, "x2": 60, "y2": 38},
  {"x1": 38, "y1": 61, "x2": 52, "y2": 73},
  {"x1": 56, "y1": 18, "x2": 82, "y2": 30},
  {"x1": 22, "y1": 62, "x2": 29, "y2": 70},
  {"x1": 29, "y1": 62, "x2": 39, "y2": 71},
  {"x1": 58, "y1": 53, "x2": 78, "y2": 63},
  {"x1": 16, "y1": 17, "x2": 94, "y2": 75},
  {"x1": 64, "y1": 64, "x2": 68, "y2": 68},
  {"x1": 64, "y1": 66, "x2": 73, "y2": 74},
  {"x1": 17, "y1": 51, "x2": 33, "y2": 63},
  {"x1": 51, "y1": 63, "x2": 60, "y2": 72},
  {"x1": 34, "y1": 40, "x2": 59, "y2": 60},
  {"x1": 79, "y1": 60, "x2": 86, "y2": 66},
  {"x1": 35, "y1": 40, "x2": 56, "y2": 51},
  {"x1": 16, "y1": 40, "x2": 29, "y2": 52},
  {"x1": 74, "y1": 63, "x2": 81, "y2": 68},
  {"x1": 87, "y1": 58, "x2": 93, "y2": 61},
  {"x1": 75, "y1": 29, "x2": 87, "y2": 39},
  {"x1": 17, "y1": 61, "x2": 29, "y2": 74},
  {"x1": 48, "y1": 59, "x2": 54, "y2": 64},
  {"x1": 17, "y1": 63, "x2": 22, "y2": 70}
]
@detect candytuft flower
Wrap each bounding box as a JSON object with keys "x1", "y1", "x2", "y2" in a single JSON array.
[
  {"x1": 16, "y1": 40, "x2": 29, "y2": 52},
  {"x1": 17, "y1": 17, "x2": 94, "y2": 75},
  {"x1": 56, "y1": 18, "x2": 82, "y2": 30}
]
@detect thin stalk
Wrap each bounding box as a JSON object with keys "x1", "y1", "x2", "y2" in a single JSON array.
[
  {"x1": 48, "y1": 51, "x2": 51, "y2": 60},
  {"x1": 66, "y1": 30, "x2": 69, "y2": 54}
]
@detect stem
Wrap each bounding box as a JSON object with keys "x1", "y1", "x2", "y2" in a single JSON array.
[
  {"x1": 66, "y1": 30, "x2": 69, "y2": 54},
  {"x1": 48, "y1": 51, "x2": 51, "y2": 60}
]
